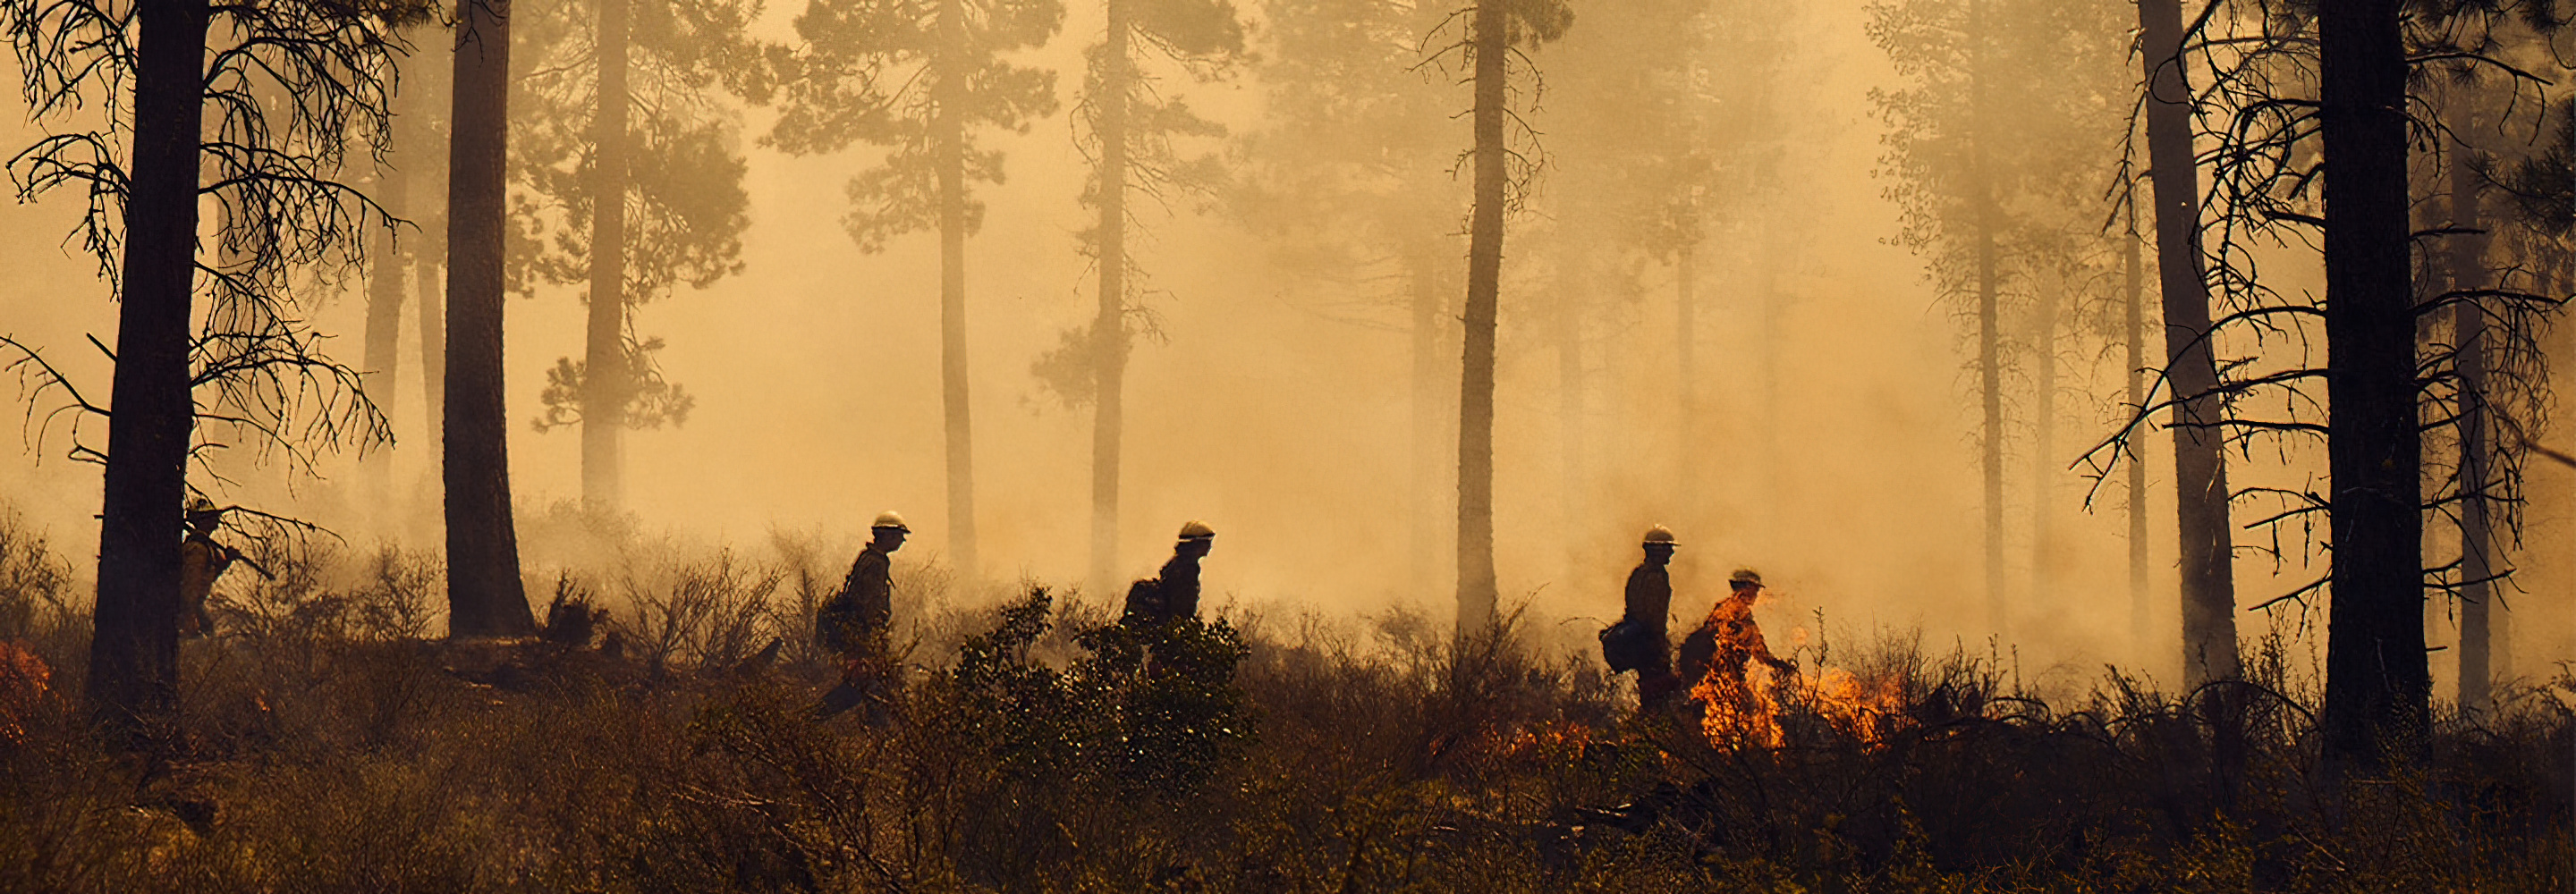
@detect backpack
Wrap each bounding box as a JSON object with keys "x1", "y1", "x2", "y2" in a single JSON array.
[
  {"x1": 1598, "y1": 619, "x2": 1659, "y2": 673},
  {"x1": 816, "y1": 594, "x2": 861, "y2": 656},
  {"x1": 1121, "y1": 578, "x2": 1166, "y2": 624}
]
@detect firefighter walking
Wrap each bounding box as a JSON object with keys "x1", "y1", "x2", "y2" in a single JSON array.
[
  {"x1": 1600, "y1": 526, "x2": 1684, "y2": 706},
  {"x1": 1123, "y1": 520, "x2": 1215, "y2": 628},
  {"x1": 815, "y1": 510, "x2": 907, "y2": 721},
  {"x1": 180, "y1": 498, "x2": 270, "y2": 637}
]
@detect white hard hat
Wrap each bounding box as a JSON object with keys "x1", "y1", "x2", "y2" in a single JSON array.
[
  {"x1": 1177, "y1": 519, "x2": 1215, "y2": 540},
  {"x1": 1643, "y1": 525, "x2": 1677, "y2": 545},
  {"x1": 871, "y1": 510, "x2": 910, "y2": 532}
]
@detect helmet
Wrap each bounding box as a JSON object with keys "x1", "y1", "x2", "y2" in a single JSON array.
[
  {"x1": 186, "y1": 497, "x2": 219, "y2": 515},
  {"x1": 1177, "y1": 520, "x2": 1215, "y2": 541},
  {"x1": 870, "y1": 510, "x2": 910, "y2": 532},
  {"x1": 1642, "y1": 525, "x2": 1677, "y2": 546},
  {"x1": 1729, "y1": 568, "x2": 1764, "y2": 588}
]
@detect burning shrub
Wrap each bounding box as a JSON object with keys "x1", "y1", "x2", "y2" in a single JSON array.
[
  {"x1": 1694, "y1": 662, "x2": 1913, "y2": 750},
  {"x1": 0, "y1": 640, "x2": 47, "y2": 745}
]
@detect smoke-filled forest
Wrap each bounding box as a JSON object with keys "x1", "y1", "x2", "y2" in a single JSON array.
[{"x1": 0, "y1": 0, "x2": 2573, "y2": 888}]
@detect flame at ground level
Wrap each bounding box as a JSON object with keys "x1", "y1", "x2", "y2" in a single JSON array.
[{"x1": 1691, "y1": 662, "x2": 1908, "y2": 749}]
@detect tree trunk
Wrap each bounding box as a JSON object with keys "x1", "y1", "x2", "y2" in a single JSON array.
[
  {"x1": 410, "y1": 30, "x2": 448, "y2": 443},
  {"x1": 581, "y1": 0, "x2": 631, "y2": 509},
  {"x1": 1968, "y1": 0, "x2": 2004, "y2": 634},
  {"x1": 362, "y1": 125, "x2": 411, "y2": 510},
  {"x1": 445, "y1": 0, "x2": 537, "y2": 637},
  {"x1": 2318, "y1": 0, "x2": 2428, "y2": 772},
  {"x1": 2125, "y1": 211, "x2": 2150, "y2": 637},
  {"x1": 937, "y1": 0, "x2": 979, "y2": 576},
  {"x1": 1089, "y1": 0, "x2": 1131, "y2": 588},
  {"x1": 418, "y1": 226, "x2": 446, "y2": 438},
  {"x1": 2139, "y1": 0, "x2": 2239, "y2": 685},
  {"x1": 88, "y1": 0, "x2": 214, "y2": 741},
  {"x1": 1456, "y1": 0, "x2": 1505, "y2": 634},
  {"x1": 2449, "y1": 99, "x2": 2493, "y2": 711}
]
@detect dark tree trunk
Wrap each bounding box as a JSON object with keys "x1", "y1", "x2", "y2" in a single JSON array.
[
  {"x1": 88, "y1": 0, "x2": 214, "y2": 741},
  {"x1": 2139, "y1": 0, "x2": 2239, "y2": 685},
  {"x1": 937, "y1": 0, "x2": 979, "y2": 575},
  {"x1": 1089, "y1": 0, "x2": 1131, "y2": 588},
  {"x1": 2449, "y1": 99, "x2": 2493, "y2": 710},
  {"x1": 2318, "y1": 0, "x2": 2429, "y2": 772},
  {"x1": 445, "y1": 0, "x2": 537, "y2": 637},
  {"x1": 1456, "y1": 0, "x2": 1505, "y2": 635},
  {"x1": 2126, "y1": 213, "x2": 2151, "y2": 637},
  {"x1": 581, "y1": 0, "x2": 630, "y2": 509}
]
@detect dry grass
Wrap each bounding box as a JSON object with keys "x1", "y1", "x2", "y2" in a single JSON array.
[{"x1": 0, "y1": 506, "x2": 2566, "y2": 893}]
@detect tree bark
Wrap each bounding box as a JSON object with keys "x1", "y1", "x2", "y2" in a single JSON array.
[
  {"x1": 88, "y1": 0, "x2": 214, "y2": 741},
  {"x1": 2139, "y1": 0, "x2": 2239, "y2": 685},
  {"x1": 445, "y1": 0, "x2": 537, "y2": 637},
  {"x1": 937, "y1": 0, "x2": 979, "y2": 576},
  {"x1": 581, "y1": 0, "x2": 631, "y2": 509},
  {"x1": 1456, "y1": 0, "x2": 1506, "y2": 636},
  {"x1": 1089, "y1": 0, "x2": 1131, "y2": 589},
  {"x1": 2449, "y1": 98, "x2": 2493, "y2": 711},
  {"x1": 2318, "y1": 0, "x2": 2428, "y2": 772}
]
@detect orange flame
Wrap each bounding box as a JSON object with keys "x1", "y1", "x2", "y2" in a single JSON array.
[
  {"x1": 1693, "y1": 661, "x2": 1787, "y2": 748},
  {"x1": 1691, "y1": 661, "x2": 1908, "y2": 750},
  {"x1": 0, "y1": 640, "x2": 50, "y2": 745}
]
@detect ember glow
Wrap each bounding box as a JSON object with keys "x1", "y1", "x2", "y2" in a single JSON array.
[{"x1": 0, "y1": 640, "x2": 47, "y2": 745}]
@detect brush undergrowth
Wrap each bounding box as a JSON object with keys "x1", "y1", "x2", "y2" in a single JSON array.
[{"x1": 0, "y1": 507, "x2": 2565, "y2": 892}]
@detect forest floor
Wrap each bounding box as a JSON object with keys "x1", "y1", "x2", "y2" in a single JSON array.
[{"x1": 0, "y1": 506, "x2": 2568, "y2": 893}]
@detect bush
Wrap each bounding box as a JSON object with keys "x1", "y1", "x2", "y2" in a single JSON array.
[{"x1": 0, "y1": 504, "x2": 73, "y2": 642}]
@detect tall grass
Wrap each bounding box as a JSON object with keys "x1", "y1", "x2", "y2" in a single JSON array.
[{"x1": 0, "y1": 506, "x2": 2564, "y2": 892}]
